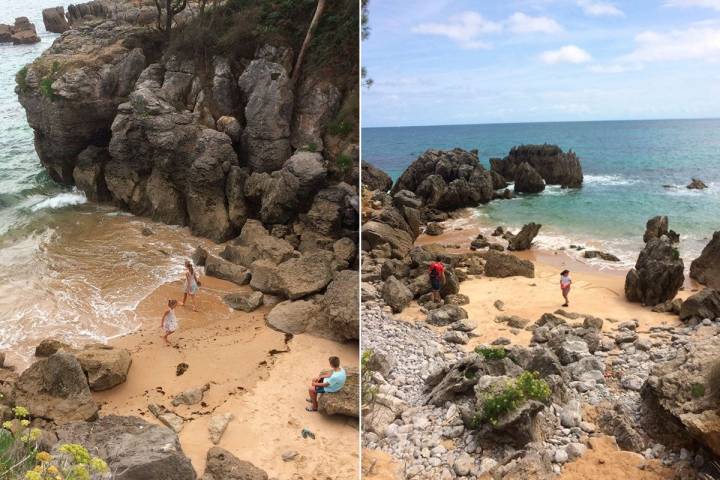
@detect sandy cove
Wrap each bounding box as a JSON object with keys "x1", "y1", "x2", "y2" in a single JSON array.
[
  {"x1": 367, "y1": 217, "x2": 698, "y2": 480},
  {"x1": 93, "y1": 274, "x2": 359, "y2": 479}
]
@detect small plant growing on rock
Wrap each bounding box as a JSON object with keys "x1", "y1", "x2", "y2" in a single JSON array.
[
  {"x1": 691, "y1": 382, "x2": 706, "y2": 398},
  {"x1": 336, "y1": 153, "x2": 352, "y2": 173},
  {"x1": 15, "y1": 67, "x2": 29, "y2": 93},
  {"x1": 327, "y1": 119, "x2": 353, "y2": 137},
  {"x1": 361, "y1": 350, "x2": 378, "y2": 406},
  {"x1": 474, "y1": 346, "x2": 506, "y2": 360},
  {"x1": 39, "y1": 78, "x2": 57, "y2": 101},
  {"x1": 473, "y1": 371, "x2": 551, "y2": 426}
]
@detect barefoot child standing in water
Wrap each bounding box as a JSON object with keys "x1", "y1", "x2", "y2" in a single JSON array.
[
  {"x1": 180, "y1": 260, "x2": 199, "y2": 312},
  {"x1": 161, "y1": 299, "x2": 179, "y2": 346},
  {"x1": 560, "y1": 269, "x2": 572, "y2": 307}
]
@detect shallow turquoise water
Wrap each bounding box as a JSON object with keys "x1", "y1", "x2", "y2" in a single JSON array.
[{"x1": 362, "y1": 119, "x2": 720, "y2": 267}]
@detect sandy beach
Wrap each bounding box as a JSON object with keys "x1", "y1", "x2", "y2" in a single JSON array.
[{"x1": 93, "y1": 273, "x2": 359, "y2": 478}]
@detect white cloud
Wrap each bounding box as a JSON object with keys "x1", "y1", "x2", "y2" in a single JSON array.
[
  {"x1": 540, "y1": 45, "x2": 592, "y2": 64},
  {"x1": 623, "y1": 27, "x2": 720, "y2": 62},
  {"x1": 412, "y1": 11, "x2": 501, "y2": 49},
  {"x1": 588, "y1": 64, "x2": 643, "y2": 73},
  {"x1": 665, "y1": 0, "x2": 720, "y2": 10},
  {"x1": 577, "y1": 0, "x2": 625, "y2": 17},
  {"x1": 507, "y1": 12, "x2": 563, "y2": 34}
]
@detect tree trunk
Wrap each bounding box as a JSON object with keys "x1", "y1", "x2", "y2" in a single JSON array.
[
  {"x1": 165, "y1": 0, "x2": 173, "y2": 42},
  {"x1": 291, "y1": 0, "x2": 326, "y2": 86}
]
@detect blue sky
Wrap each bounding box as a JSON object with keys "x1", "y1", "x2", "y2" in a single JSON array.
[{"x1": 362, "y1": 0, "x2": 720, "y2": 127}]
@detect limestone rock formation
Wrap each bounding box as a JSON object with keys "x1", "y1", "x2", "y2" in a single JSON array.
[
  {"x1": 237, "y1": 45, "x2": 294, "y2": 172},
  {"x1": 362, "y1": 163, "x2": 393, "y2": 191},
  {"x1": 9, "y1": 17, "x2": 40, "y2": 45},
  {"x1": 317, "y1": 366, "x2": 359, "y2": 417},
  {"x1": 265, "y1": 299, "x2": 320, "y2": 334},
  {"x1": 317, "y1": 270, "x2": 359, "y2": 341},
  {"x1": 687, "y1": 178, "x2": 708, "y2": 190},
  {"x1": 14, "y1": 352, "x2": 99, "y2": 423},
  {"x1": 643, "y1": 216, "x2": 669, "y2": 243},
  {"x1": 382, "y1": 276, "x2": 413, "y2": 313},
  {"x1": 223, "y1": 291, "x2": 264, "y2": 312},
  {"x1": 54, "y1": 415, "x2": 196, "y2": 480},
  {"x1": 291, "y1": 75, "x2": 341, "y2": 151},
  {"x1": 625, "y1": 236, "x2": 684, "y2": 306},
  {"x1": 43, "y1": 7, "x2": 70, "y2": 33},
  {"x1": 390, "y1": 149, "x2": 495, "y2": 210},
  {"x1": 513, "y1": 162, "x2": 545, "y2": 194},
  {"x1": 690, "y1": 231, "x2": 720, "y2": 289},
  {"x1": 679, "y1": 289, "x2": 720, "y2": 322},
  {"x1": 490, "y1": 144, "x2": 583, "y2": 188},
  {"x1": 508, "y1": 223, "x2": 542, "y2": 251}
]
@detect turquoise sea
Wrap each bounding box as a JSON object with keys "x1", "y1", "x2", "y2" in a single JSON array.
[{"x1": 362, "y1": 119, "x2": 720, "y2": 268}]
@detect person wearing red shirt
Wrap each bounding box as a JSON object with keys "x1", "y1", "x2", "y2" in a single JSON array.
[{"x1": 428, "y1": 261, "x2": 446, "y2": 302}]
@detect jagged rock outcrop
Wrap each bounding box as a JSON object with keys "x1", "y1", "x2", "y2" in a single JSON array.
[
  {"x1": 679, "y1": 289, "x2": 720, "y2": 322},
  {"x1": 317, "y1": 269, "x2": 359, "y2": 341},
  {"x1": 43, "y1": 7, "x2": 70, "y2": 33},
  {"x1": 7, "y1": 17, "x2": 40, "y2": 44},
  {"x1": 642, "y1": 332, "x2": 720, "y2": 456},
  {"x1": 55, "y1": 415, "x2": 196, "y2": 480},
  {"x1": 643, "y1": 216, "x2": 669, "y2": 243},
  {"x1": 14, "y1": 352, "x2": 99, "y2": 423},
  {"x1": 317, "y1": 367, "x2": 359, "y2": 417},
  {"x1": 390, "y1": 149, "x2": 494, "y2": 210},
  {"x1": 508, "y1": 223, "x2": 542, "y2": 251},
  {"x1": 291, "y1": 75, "x2": 341, "y2": 151},
  {"x1": 362, "y1": 163, "x2": 393, "y2": 191},
  {"x1": 490, "y1": 144, "x2": 583, "y2": 188},
  {"x1": 67, "y1": 0, "x2": 160, "y2": 26},
  {"x1": 382, "y1": 275, "x2": 413, "y2": 313},
  {"x1": 201, "y1": 447, "x2": 268, "y2": 480},
  {"x1": 17, "y1": 21, "x2": 152, "y2": 184},
  {"x1": 513, "y1": 162, "x2": 545, "y2": 194},
  {"x1": 687, "y1": 178, "x2": 707, "y2": 190},
  {"x1": 238, "y1": 45, "x2": 294, "y2": 172},
  {"x1": 625, "y1": 236, "x2": 684, "y2": 306},
  {"x1": 690, "y1": 232, "x2": 720, "y2": 289},
  {"x1": 362, "y1": 191, "x2": 418, "y2": 259}
]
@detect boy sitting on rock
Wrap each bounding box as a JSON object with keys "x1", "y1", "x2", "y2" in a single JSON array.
[{"x1": 306, "y1": 356, "x2": 346, "y2": 412}]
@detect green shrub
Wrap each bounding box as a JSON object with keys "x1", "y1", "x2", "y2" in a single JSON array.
[
  {"x1": 336, "y1": 153, "x2": 352, "y2": 173},
  {"x1": 305, "y1": 142, "x2": 318, "y2": 152},
  {"x1": 691, "y1": 382, "x2": 706, "y2": 398},
  {"x1": 39, "y1": 78, "x2": 57, "y2": 101},
  {"x1": 473, "y1": 371, "x2": 551, "y2": 426},
  {"x1": 475, "y1": 346, "x2": 507, "y2": 360},
  {"x1": 361, "y1": 350, "x2": 378, "y2": 406},
  {"x1": 327, "y1": 119, "x2": 353, "y2": 137}
]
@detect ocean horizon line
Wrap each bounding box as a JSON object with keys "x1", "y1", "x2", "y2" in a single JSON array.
[{"x1": 362, "y1": 116, "x2": 720, "y2": 130}]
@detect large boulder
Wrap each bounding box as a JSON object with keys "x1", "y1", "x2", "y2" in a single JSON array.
[
  {"x1": 362, "y1": 163, "x2": 393, "y2": 192},
  {"x1": 625, "y1": 236, "x2": 684, "y2": 306},
  {"x1": 54, "y1": 415, "x2": 196, "y2": 480},
  {"x1": 276, "y1": 250, "x2": 334, "y2": 300},
  {"x1": 484, "y1": 252, "x2": 535, "y2": 278},
  {"x1": 690, "y1": 231, "x2": 720, "y2": 289},
  {"x1": 225, "y1": 220, "x2": 295, "y2": 267},
  {"x1": 265, "y1": 299, "x2": 320, "y2": 334},
  {"x1": 490, "y1": 144, "x2": 583, "y2": 188},
  {"x1": 75, "y1": 345, "x2": 132, "y2": 391},
  {"x1": 205, "y1": 255, "x2": 251, "y2": 286},
  {"x1": 0, "y1": 24, "x2": 11, "y2": 43},
  {"x1": 42, "y1": 7, "x2": 70, "y2": 33},
  {"x1": 362, "y1": 220, "x2": 414, "y2": 259},
  {"x1": 73, "y1": 145, "x2": 111, "y2": 202},
  {"x1": 244, "y1": 151, "x2": 327, "y2": 224},
  {"x1": 14, "y1": 352, "x2": 99, "y2": 423},
  {"x1": 317, "y1": 367, "x2": 359, "y2": 417},
  {"x1": 513, "y1": 162, "x2": 545, "y2": 194},
  {"x1": 382, "y1": 276, "x2": 413, "y2": 313},
  {"x1": 508, "y1": 223, "x2": 542, "y2": 251},
  {"x1": 201, "y1": 447, "x2": 268, "y2": 480},
  {"x1": 223, "y1": 291, "x2": 264, "y2": 312},
  {"x1": 317, "y1": 270, "x2": 359, "y2": 341},
  {"x1": 390, "y1": 149, "x2": 494, "y2": 210},
  {"x1": 679, "y1": 289, "x2": 720, "y2": 322},
  {"x1": 237, "y1": 45, "x2": 294, "y2": 172}
]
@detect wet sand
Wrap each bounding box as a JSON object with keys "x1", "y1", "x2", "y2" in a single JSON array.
[{"x1": 92, "y1": 262, "x2": 359, "y2": 478}]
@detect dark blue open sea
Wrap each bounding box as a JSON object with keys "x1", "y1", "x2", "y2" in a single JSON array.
[{"x1": 362, "y1": 119, "x2": 720, "y2": 268}]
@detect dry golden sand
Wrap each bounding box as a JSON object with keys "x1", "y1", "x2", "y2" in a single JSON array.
[{"x1": 94, "y1": 275, "x2": 359, "y2": 479}]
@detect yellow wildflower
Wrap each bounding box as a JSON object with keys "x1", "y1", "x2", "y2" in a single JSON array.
[
  {"x1": 21, "y1": 419, "x2": 30, "y2": 427},
  {"x1": 36, "y1": 451, "x2": 52, "y2": 463},
  {"x1": 13, "y1": 406, "x2": 29, "y2": 418},
  {"x1": 90, "y1": 457, "x2": 109, "y2": 473}
]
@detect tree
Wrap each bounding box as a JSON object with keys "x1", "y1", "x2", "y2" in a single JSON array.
[
  {"x1": 361, "y1": 0, "x2": 372, "y2": 88},
  {"x1": 291, "y1": 0, "x2": 326, "y2": 86},
  {"x1": 153, "y1": 0, "x2": 187, "y2": 42}
]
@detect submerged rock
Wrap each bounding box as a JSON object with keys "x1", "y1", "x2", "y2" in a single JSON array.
[
  {"x1": 513, "y1": 162, "x2": 545, "y2": 194},
  {"x1": 687, "y1": 178, "x2": 708, "y2": 190}
]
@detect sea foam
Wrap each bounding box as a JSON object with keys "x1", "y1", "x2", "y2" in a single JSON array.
[{"x1": 31, "y1": 190, "x2": 87, "y2": 212}]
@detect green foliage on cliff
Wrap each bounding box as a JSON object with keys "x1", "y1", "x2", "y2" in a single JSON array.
[
  {"x1": 38, "y1": 78, "x2": 57, "y2": 101},
  {"x1": 15, "y1": 67, "x2": 28, "y2": 93},
  {"x1": 475, "y1": 346, "x2": 507, "y2": 360}
]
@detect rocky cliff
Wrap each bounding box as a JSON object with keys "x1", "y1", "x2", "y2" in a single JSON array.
[
  {"x1": 490, "y1": 144, "x2": 583, "y2": 190},
  {"x1": 17, "y1": 0, "x2": 359, "y2": 245}
]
